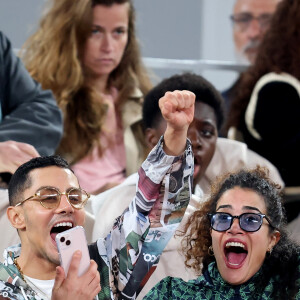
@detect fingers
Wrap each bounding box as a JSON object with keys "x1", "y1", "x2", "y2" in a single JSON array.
[
  {"x1": 159, "y1": 90, "x2": 195, "y2": 128},
  {"x1": 17, "y1": 142, "x2": 40, "y2": 157},
  {"x1": 0, "y1": 141, "x2": 40, "y2": 173},
  {"x1": 68, "y1": 256, "x2": 100, "y2": 291},
  {"x1": 67, "y1": 251, "x2": 82, "y2": 280},
  {"x1": 159, "y1": 90, "x2": 195, "y2": 112},
  {"x1": 159, "y1": 90, "x2": 195, "y2": 156},
  {"x1": 52, "y1": 266, "x2": 66, "y2": 291},
  {"x1": 87, "y1": 261, "x2": 101, "y2": 295},
  {"x1": 52, "y1": 257, "x2": 100, "y2": 300}
]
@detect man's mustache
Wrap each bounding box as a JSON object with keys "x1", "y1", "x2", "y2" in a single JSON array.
[{"x1": 243, "y1": 39, "x2": 261, "y2": 53}]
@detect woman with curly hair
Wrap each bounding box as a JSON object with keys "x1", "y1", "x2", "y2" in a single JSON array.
[
  {"x1": 144, "y1": 166, "x2": 300, "y2": 299},
  {"x1": 225, "y1": 0, "x2": 300, "y2": 187},
  {"x1": 22, "y1": 0, "x2": 152, "y2": 194}
]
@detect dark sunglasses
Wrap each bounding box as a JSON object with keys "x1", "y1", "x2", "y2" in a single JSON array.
[{"x1": 208, "y1": 212, "x2": 273, "y2": 232}]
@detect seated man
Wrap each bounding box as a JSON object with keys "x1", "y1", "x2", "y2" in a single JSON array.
[
  {"x1": 90, "y1": 73, "x2": 284, "y2": 299},
  {"x1": 0, "y1": 90, "x2": 194, "y2": 300},
  {"x1": 0, "y1": 31, "x2": 63, "y2": 257}
]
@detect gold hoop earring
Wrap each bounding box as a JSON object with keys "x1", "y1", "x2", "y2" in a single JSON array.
[{"x1": 208, "y1": 245, "x2": 214, "y2": 256}]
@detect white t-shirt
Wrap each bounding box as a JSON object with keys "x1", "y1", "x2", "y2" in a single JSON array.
[{"x1": 24, "y1": 275, "x2": 54, "y2": 299}]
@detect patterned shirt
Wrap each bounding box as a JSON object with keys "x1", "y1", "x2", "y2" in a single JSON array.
[
  {"x1": 144, "y1": 260, "x2": 300, "y2": 300},
  {"x1": 0, "y1": 137, "x2": 193, "y2": 300}
]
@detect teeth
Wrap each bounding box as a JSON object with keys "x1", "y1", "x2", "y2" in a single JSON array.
[
  {"x1": 54, "y1": 222, "x2": 72, "y2": 228},
  {"x1": 226, "y1": 242, "x2": 245, "y2": 249}
]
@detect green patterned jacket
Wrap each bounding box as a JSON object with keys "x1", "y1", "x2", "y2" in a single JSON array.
[{"x1": 144, "y1": 260, "x2": 300, "y2": 300}]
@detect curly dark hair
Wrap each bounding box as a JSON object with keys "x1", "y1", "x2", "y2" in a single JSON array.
[
  {"x1": 226, "y1": 0, "x2": 300, "y2": 130},
  {"x1": 179, "y1": 166, "x2": 300, "y2": 298}
]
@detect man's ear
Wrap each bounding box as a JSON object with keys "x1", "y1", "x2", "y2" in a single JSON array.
[
  {"x1": 7, "y1": 206, "x2": 26, "y2": 229},
  {"x1": 145, "y1": 128, "x2": 160, "y2": 150}
]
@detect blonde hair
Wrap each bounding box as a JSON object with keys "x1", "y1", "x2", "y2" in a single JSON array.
[{"x1": 22, "y1": 0, "x2": 152, "y2": 163}]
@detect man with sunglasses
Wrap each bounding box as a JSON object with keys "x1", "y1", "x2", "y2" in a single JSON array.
[{"x1": 0, "y1": 90, "x2": 195, "y2": 300}]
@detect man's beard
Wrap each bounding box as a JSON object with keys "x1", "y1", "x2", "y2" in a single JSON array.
[{"x1": 235, "y1": 39, "x2": 261, "y2": 65}]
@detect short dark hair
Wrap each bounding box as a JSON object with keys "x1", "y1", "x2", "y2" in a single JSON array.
[
  {"x1": 142, "y1": 72, "x2": 225, "y2": 131},
  {"x1": 9, "y1": 155, "x2": 72, "y2": 206}
]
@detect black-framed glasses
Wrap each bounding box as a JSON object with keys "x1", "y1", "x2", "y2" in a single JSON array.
[
  {"x1": 15, "y1": 186, "x2": 90, "y2": 209},
  {"x1": 230, "y1": 13, "x2": 273, "y2": 31},
  {"x1": 208, "y1": 212, "x2": 273, "y2": 232}
]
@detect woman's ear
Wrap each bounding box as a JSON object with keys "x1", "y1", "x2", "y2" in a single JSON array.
[
  {"x1": 269, "y1": 230, "x2": 281, "y2": 250},
  {"x1": 7, "y1": 206, "x2": 26, "y2": 230}
]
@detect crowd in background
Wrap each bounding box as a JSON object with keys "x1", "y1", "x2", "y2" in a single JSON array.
[{"x1": 0, "y1": 0, "x2": 300, "y2": 299}]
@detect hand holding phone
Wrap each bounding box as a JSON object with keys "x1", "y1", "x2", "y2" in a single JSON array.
[{"x1": 56, "y1": 226, "x2": 90, "y2": 277}]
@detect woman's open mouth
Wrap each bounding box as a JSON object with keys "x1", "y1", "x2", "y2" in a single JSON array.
[{"x1": 224, "y1": 241, "x2": 248, "y2": 269}]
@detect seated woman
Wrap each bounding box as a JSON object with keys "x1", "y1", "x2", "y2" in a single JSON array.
[
  {"x1": 22, "y1": 0, "x2": 152, "y2": 194},
  {"x1": 144, "y1": 166, "x2": 300, "y2": 299}
]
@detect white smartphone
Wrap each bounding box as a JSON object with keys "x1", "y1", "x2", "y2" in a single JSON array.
[{"x1": 55, "y1": 226, "x2": 90, "y2": 277}]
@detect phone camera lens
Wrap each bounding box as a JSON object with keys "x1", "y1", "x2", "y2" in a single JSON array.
[
  {"x1": 66, "y1": 240, "x2": 71, "y2": 246},
  {"x1": 60, "y1": 237, "x2": 65, "y2": 243}
]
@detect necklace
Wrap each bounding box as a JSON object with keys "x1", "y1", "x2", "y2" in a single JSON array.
[
  {"x1": 14, "y1": 258, "x2": 26, "y2": 283},
  {"x1": 14, "y1": 258, "x2": 51, "y2": 300}
]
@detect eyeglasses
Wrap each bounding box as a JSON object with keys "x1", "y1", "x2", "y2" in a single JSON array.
[
  {"x1": 15, "y1": 186, "x2": 90, "y2": 209},
  {"x1": 230, "y1": 13, "x2": 273, "y2": 32},
  {"x1": 208, "y1": 212, "x2": 273, "y2": 232}
]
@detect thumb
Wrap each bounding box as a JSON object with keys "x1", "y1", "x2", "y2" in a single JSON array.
[{"x1": 53, "y1": 266, "x2": 65, "y2": 291}]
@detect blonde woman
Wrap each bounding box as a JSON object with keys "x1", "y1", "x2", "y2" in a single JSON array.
[{"x1": 22, "y1": 0, "x2": 152, "y2": 194}]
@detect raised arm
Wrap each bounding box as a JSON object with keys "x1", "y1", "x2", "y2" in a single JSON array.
[{"x1": 93, "y1": 90, "x2": 195, "y2": 299}]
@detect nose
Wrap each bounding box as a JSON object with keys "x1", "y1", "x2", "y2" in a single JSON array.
[
  {"x1": 55, "y1": 194, "x2": 74, "y2": 214},
  {"x1": 101, "y1": 33, "x2": 113, "y2": 52},
  {"x1": 188, "y1": 126, "x2": 202, "y2": 151},
  {"x1": 247, "y1": 18, "x2": 263, "y2": 39},
  {"x1": 228, "y1": 217, "x2": 243, "y2": 234}
]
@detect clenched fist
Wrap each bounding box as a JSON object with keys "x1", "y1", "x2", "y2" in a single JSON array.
[{"x1": 159, "y1": 90, "x2": 195, "y2": 156}]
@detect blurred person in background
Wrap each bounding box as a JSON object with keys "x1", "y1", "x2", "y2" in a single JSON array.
[
  {"x1": 22, "y1": 0, "x2": 152, "y2": 195},
  {"x1": 226, "y1": 0, "x2": 300, "y2": 227},
  {"x1": 222, "y1": 0, "x2": 280, "y2": 124}
]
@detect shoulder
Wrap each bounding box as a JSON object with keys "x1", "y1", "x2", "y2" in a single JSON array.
[
  {"x1": 248, "y1": 72, "x2": 300, "y2": 106},
  {"x1": 145, "y1": 276, "x2": 202, "y2": 299},
  {"x1": 245, "y1": 72, "x2": 300, "y2": 140},
  {"x1": 121, "y1": 88, "x2": 143, "y2": 127}
]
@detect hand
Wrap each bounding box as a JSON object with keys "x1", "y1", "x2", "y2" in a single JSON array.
[
  {"x1": 159, "y1": 90, "x2": 195, "y2": 155},
  {"x1": 52, "y1": 251, "x2": 101, "y2": 300},
  {"x1": 0, "y1": 141, "x2": 39, "y2": 173}
]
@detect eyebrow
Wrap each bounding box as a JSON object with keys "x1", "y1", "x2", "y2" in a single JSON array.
[
  {"x1": 92, "y1": 24, "x2": 127, "y2": 30},
  {"x1": 35, "y1": 186, "x2": 78, "y2": 192},
  {"x1": 216, "y1": 204, "x2": 262, "y2": 213}
]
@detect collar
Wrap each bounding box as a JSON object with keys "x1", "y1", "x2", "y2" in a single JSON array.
[
  {"x1": 201, "y1": 261, "x2": 260, "y2": 295},
  {"x1": 1, "y1": 244, "x2": 39, "y2": 298}
]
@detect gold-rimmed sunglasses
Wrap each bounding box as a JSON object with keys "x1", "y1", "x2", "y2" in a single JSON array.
[{"x1": 15, "y1": 186, "x2": 90, "y2": 209}]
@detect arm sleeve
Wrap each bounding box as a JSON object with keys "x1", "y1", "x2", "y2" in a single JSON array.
[
  {"x1": 96, "y1": 136, "x2": 194, "y2": 299},
  {"x1": 0, "y1": 31, "x2": 63, "y2": 156}
]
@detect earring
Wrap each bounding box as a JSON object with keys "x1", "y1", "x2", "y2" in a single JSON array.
[
  {"x1": 266, "y1": 247, "x2": 272, "y2": 258},
  {"x1": 208, "y1": 245, "x2": 214, "y2": 256}
]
